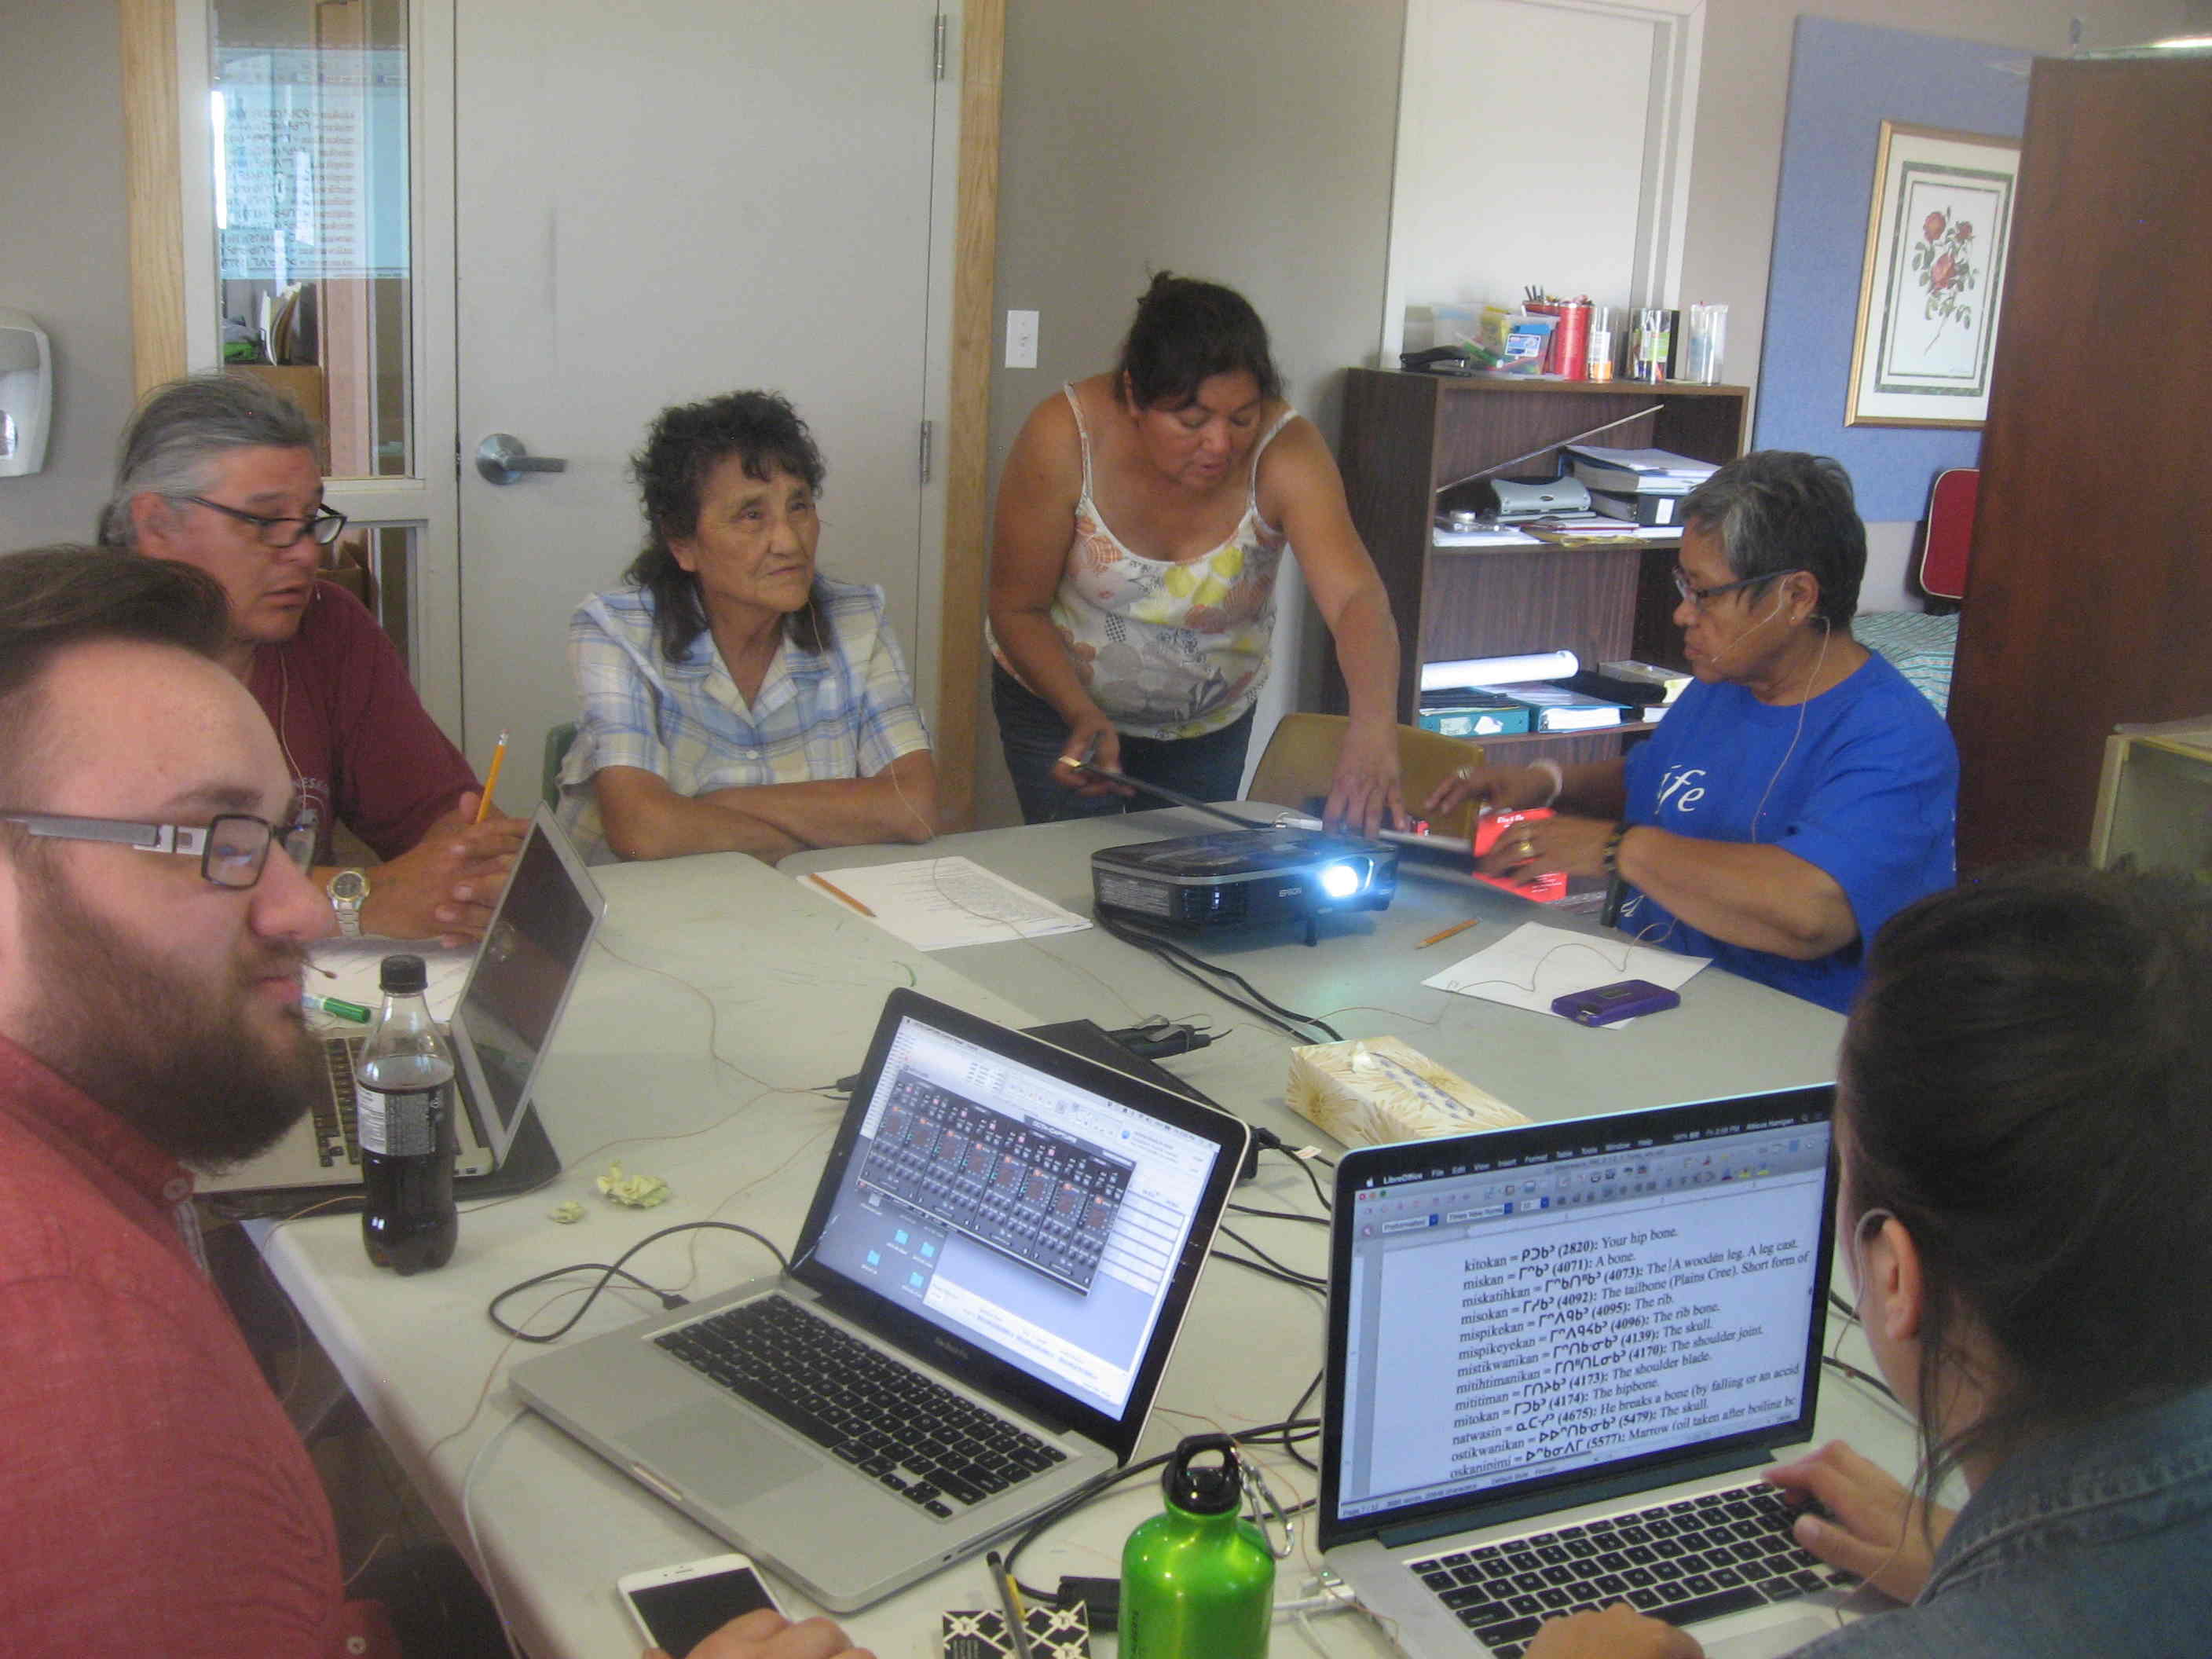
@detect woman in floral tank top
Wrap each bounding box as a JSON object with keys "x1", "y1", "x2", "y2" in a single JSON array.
[{"x1": 987, "y1": 274, "x2": 1404, "y2": 836}]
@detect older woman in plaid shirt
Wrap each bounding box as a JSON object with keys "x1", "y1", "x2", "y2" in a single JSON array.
[{"x1": 556, "y1": 391, "x2": 936, "y2": 864}]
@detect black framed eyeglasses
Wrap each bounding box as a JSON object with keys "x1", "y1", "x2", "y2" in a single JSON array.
[
  {"x1": 1672, "y1": 567, "x2": 1802, "y2": 610},
  {"x1": 180, "y1": 495, "x2": 350, "y2": 549},
  {"x1": 0, "y1": 811, "x2": 317, "y2": 889}
]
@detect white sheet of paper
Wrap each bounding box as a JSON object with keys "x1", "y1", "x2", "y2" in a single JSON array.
[
  {"x1": 1423, "y1": 921, "x2": 1705, "y2": 1026},
  {"x1": 308, "y1": 937, "x2": 474, "y2": 1024},
  {"x1": 802, "y1": 857, "x2": 1093, "y2": 952}
]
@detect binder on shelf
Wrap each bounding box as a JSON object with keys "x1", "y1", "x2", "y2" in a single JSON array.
[
  {"x1": 1563, "y1": 445, "x2": 1716, "y2": 496},
  {"x1": 1415, "y1": 690, "x2": 1533, "y2": 738},
  {"x1": 1588, "y1": 488, "x2": 1681, "y2": 527},
  {"x1": 1553, "y1": 668, "x2": 1672, "y2": 713},
  {"x1": 1599, "y1": 659, "x2": 1692, "y2": 703},
  {"x1": 1484, "y1": 683, "x2": 1627, "y2": 733}
]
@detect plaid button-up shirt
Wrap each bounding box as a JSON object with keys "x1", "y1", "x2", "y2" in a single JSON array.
[{"x1": 556, "y1": 578, "x2": 932, "y2": 862}]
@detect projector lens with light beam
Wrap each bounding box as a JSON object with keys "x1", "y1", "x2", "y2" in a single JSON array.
[{"x1": 1090, "y1": 827, "x2": 1398, "y2": 932}]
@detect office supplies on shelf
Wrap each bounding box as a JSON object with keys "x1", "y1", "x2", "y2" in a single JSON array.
[
  {"x1": 1486, "y1": 683, "x2": 1625, "y2": 731},
  {"x1": 798, "y1": 858, "x2": 1090, "y2": 951},
  {"x1": 1588, "y1": 486, "x2": 1681, "y2": 526},
  {"x1": 1520, "y1": 521, "x2": 1663, "y2": 548},
  {"x1": 1552, "y1": 668, "x2": 1672, "y2": 711},
  {"x1": 1602, "y1": 659, "x2": 1692, "y2": 701},
  {"x1": 1430, "y1": 522, "x2": 1541, "y2": 548},
  {"x1": 1485, "y1": 474, "x2": 1591, "y2": 519},
  {"x1": 1552, "y1": 297, "x2": 1592, "y2": 381},
  {"x1": 1631, "y1": 306, "x2": 1676, "y2": 382},
  {"x1": 1415, "y1": 692, "x2": 1531, "y2": 738},
  {"x1": 1419, "y1": 650, "x2": 1580, "y2": 694},
  {"x1": 1684, "y1": 301, "x2": 1730, "y2": 384}
]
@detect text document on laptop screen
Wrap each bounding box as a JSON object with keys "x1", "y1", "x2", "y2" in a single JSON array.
[
  {"x1": 808, "y1": 1013, "x2": 1224, "y2": 1420},
  {"x1": 1337, "y1": 1110, "x2": 1833, "y2": 1523}
]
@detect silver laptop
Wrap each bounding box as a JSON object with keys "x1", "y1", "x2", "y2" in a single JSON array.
[
  {"x1": 200, "y1": 806, "x2": 605, "y2": 1214},
  {"x1": 511, "y1": 987, "x2": 1251, "y2": 1612},
  {"x1": 1320, "y1": 1090, "x2": 1854, "y2": 1659}
]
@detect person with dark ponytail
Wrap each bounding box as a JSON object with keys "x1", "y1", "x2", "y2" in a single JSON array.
[
  {"x1": 987, "y1": 273, "x2": 1404, "y2": 835},
  {"x1": 1527, "y1": 864, "x2": 2212, "y2": 1657}
]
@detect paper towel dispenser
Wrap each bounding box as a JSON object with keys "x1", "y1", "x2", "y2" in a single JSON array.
[{"x1": 0, "y1": 309, "x2": 53, "y2": 478}]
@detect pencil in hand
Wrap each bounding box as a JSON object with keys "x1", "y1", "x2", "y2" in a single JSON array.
[{"x1": 474, "y1": 730, "x2": 509, "y2": 825}]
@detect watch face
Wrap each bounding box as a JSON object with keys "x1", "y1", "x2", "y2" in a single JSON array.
[{"x1": 329, "y1": 870, "x2": 368, "y2": 904}]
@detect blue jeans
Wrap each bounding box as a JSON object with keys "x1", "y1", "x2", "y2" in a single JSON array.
[{"x1": 992, "y1": 664, "x2": 1255, "y2": 825}]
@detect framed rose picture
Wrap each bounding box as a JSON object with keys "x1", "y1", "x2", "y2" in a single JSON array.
[{"x1": 1845, "y1": 122, "x2": 2020, "y2": 427}]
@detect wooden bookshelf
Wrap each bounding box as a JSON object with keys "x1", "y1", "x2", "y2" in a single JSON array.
[{"x1": 1331, "y1": 370, "x2": 1748, "y2": 761}]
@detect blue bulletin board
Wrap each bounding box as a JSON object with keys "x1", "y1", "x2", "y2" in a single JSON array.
[{"x1": 1752, "y1": 17, "x2": 2035, "y2": 523}]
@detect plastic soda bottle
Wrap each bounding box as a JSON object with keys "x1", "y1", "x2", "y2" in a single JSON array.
[
  {"x1": 1120, "y1": 1434, "x2": 1275, "y2": 1659},
  {"x1": 357, "y1": 954, "x2": 458, "y2": 1274}
]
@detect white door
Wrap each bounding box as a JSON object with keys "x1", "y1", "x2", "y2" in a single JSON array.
[{"x1": 452, "y1": 0, "x2": 950, "y2": 764}]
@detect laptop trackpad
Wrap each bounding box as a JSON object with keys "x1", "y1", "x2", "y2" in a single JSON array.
[
  {"x1": 627, "y1": 1404, "x2": 815, "y2": 1507},
  {"x1": 1705, "y1": 1616, "x2": 1837, "y2": 1659}
]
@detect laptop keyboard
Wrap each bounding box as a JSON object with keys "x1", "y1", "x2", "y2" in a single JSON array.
[
  {"x1": 653, "y1": 1295, "x2": 1068, "y2": 1520},
  {"x1": 1411, "y1": 1481, "x2": 1858, "y2": 1657}
]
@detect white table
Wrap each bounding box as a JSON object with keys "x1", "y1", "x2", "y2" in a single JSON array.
[{"x1": 255, "y1": 812, "x2": 1913, "y2": 1658}]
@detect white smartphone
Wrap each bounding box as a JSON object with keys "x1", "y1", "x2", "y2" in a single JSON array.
[{"x1": 617, "y1": 1552, "x2": 782, "y2": 1657}]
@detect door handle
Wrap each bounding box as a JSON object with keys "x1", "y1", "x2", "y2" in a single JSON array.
[{"x1": 475, "y1": 433, "x2": 569, "y2": 485}]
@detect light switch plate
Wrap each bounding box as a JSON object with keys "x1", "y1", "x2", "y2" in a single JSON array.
[{"x1": 1005, "y1": 309, "x2": 1038, "y2": 370}]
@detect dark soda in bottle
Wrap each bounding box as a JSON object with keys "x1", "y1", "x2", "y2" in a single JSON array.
[{"x1": 358, "y1": 954, "x2": 458, "y2": 1274}]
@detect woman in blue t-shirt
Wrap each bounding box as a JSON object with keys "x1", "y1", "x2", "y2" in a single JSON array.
[{"x1": 1423, "y1": 452, "x2": 1956, "y2": 1013}]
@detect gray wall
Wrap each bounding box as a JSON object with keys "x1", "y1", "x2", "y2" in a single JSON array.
[{"x1": 0, "y1": 2, "x2": 134, "y2": 546}]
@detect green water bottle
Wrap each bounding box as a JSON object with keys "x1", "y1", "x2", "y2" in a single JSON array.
[{"x1": 1121, "y1": 1434, "x2": 1275, "y2": 1659}]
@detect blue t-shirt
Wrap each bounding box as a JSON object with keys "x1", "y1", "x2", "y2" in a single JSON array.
[{"x1": 1617, "y1": 649, "x2": 1957, "y2": 1013}]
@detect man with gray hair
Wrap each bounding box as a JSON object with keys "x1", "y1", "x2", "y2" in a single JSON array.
[{"x1": 100, "y1": 375, "x2": 523, "y2": 942}]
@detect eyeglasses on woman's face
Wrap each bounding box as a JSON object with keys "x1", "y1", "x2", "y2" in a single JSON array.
[{"x1": 1671, "y1": 566, "x2": 1801, "y2": 611}]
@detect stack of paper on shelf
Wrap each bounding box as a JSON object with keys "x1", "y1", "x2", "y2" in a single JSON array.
[
  {"x1": 1563, "y1": 445, "x2": 1718, "y2": 496},
  {"x1": 1481, "y1": 682, "x2": 1626, "y2": 732}
]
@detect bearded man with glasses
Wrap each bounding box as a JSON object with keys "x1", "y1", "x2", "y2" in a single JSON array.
[
  {"x1": 97, "y1": 374, "x2": 525, "y2": 944},
  {"x1": 0, "y1": 544, "x2": 409, "y2": 1650},
  {"x1": 1423, "y1": 452, "x2": 1957, "y2": 1013}
]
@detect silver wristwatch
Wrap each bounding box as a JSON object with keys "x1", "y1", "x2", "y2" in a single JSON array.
[{"x1": 327, "y1": 868, "x2": 370, "y2": 937}]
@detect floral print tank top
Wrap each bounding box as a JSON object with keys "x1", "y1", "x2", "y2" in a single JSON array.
[{"x1": 1007, "y1": 383, "x2": 1295, "y2": 741}]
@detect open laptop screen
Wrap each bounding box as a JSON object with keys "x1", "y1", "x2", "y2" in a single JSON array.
[
  {"x1": 804, "y1": 1002, "x2": 1232, "y2": 1424},
  {"x1": 448, "y1": 809, "x2": 604, "y2": 1163},
  {"x1": 1324, "y1": 1091, "x2": 1836, "y2": 1545}
]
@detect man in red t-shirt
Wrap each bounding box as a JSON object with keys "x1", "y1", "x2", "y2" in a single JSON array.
[
  {"x1": 0, "y1": 547, "x2": 871, "y2": 1659},
  {"x1": 99, "y1": 374, "x2": 526, "y2": 943}
]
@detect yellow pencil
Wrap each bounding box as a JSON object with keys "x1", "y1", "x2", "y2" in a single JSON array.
[
  {"x1": 474, "y1": 730, "x2": 508, "y2": 824},
  {"x1": 810, "y1": 873, "x2": 877, "y2": 918},
  {"x1": 1417, "y1": 917, "x2": 1479, "y2": 949}
]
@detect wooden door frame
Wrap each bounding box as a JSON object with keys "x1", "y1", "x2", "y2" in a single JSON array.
[{"x1": 120, "y1": 0, "x2": 1003, "y2": 832}]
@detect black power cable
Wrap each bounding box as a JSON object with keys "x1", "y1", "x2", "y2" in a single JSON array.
[{"x1": 486, "y1": 1221, "x2": 789, "y2": 1343}]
